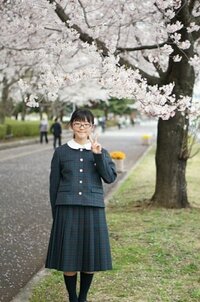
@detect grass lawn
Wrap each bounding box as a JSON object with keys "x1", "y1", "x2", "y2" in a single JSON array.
[{"x1": 30, "y1": 146, "x2": 200, "y2": 302}]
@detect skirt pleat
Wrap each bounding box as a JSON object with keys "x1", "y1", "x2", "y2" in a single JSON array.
[{"x1": 45, "y1": 205, "x2": 112, "y2": 272}]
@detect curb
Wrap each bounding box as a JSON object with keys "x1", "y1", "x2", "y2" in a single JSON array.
[
  {"x1": 0, "y1": 131, "x2": 72, "y2": 151},
  {"x1": 0, "y1": 138, "x2": 40, "y2": 150},
  {"x1": 11, "y1": 268, "x2": 50, "y2": 302}
]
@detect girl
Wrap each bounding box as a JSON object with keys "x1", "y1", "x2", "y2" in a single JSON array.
[{"x1": 45, "y1": 109, "x2": 117, "y2": 302}]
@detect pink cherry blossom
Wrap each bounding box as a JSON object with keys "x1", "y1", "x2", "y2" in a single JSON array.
[{"x1": 0, "y1": 0, "x2": 199, "y2": 120}]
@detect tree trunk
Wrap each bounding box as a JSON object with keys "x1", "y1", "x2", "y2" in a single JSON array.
[
  {"x1": 0, "y1": 102, "x2": 6, "y2": 124},
  {"x1": 151, "y1": 1, "x2": 196, "y2": 208},
  {"x1": 152, "y1": 112, "x2": 190, "y2": 208},
  {"x1": 152, "y1": 61, "x2": 195, "y2": 208},
  {"x1": 0, "y1": 77, "x2": 9, "y2": 124},
  {"x1": 21, "y1": 101, "x2": 27, "y2": 121},
  {"x1": 152, "y1": 58, "x2": 195, "y2": 205}
]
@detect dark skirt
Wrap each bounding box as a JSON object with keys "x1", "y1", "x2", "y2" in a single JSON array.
[{"x1": 45, "y1": 205, "x2": 112, "y2": 272}]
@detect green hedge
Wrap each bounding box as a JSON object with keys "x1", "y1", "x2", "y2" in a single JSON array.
[
  {"x1": 0, "y1": 125, "x2": 6, "y2": 140},
  {"x1": 7, "y1": 121, "x2": 40, "y2": 137},
  {"x1": 0, "y1": 120, "x2": 42, "y2": 140},
  {"x1": 0, "y1": 120, "x2": 55, "y2": 140},
  {"x1": 106, "y1": 119, "x2": 118, "y2": 128}
]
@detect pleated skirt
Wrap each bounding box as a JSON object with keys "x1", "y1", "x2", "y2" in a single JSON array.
[{"x1": 45, "y1": 205, "x2": 112, "y2": 272}]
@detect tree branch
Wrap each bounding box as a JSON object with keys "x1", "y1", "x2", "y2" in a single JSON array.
[
  {"x1": 129, "y1": 35, "x2": 166, "y2": 81},
  {"x1": 117, "y1": 42, "x2": 167, "y2": 52},
  {"x1": 77, "y1": 0, "x2": 91, "y2": 28},
  {"x1": 44, "y1": 26, "x2": 62, "y2": 32},
  {"x1": 195, "y1": 16, "x2": 200, "y2": 25},
  {"x1": 191, "y1": 16, "x2": 200, "y2": 41},
  {"x1": 189, "y1": 0, "x2": 197, "y2": 13},
  {"x1": 118, "y1": 57, "x2": 162, "y2": 85},
  {"x1": 7, "y1": 76, "x2": 22, "y2": 88},
  {"x1": 49, "y1": 0, "x2": 161, "y2": 86},
  {"x1": 1, "y1": 45, "x2": 46, "y2": 52},
  {"x1": 49, "y1": 0, "x2": 109, "y2": 56}
]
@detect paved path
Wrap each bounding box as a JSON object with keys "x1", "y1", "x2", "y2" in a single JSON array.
[{"x1": 0, "y1": 122, "x2": 157, "y2": 302}]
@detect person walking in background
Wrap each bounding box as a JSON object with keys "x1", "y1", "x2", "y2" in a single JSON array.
[
  {"x1": 98, "y1": 116, "x2": 106, "y2": 133},
  {"x1": 39, "y1": 118, "x2": 49, "y2": 144},
  {"x1": 117, "y1": 115, "x2": 124, "y2": 130},
  {"x1": 50, "y1": 117, "x2": 62, "y2": 149},
  {"x1": 45, "y1": 109, "x2": 117, "y2": 302}
]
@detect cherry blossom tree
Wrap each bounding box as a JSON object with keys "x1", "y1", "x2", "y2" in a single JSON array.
[{"x1": 1, "y1": 0, "x2": 200, "y2": 208}]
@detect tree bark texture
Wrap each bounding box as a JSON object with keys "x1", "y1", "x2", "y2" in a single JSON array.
[
  {"x1": 152, "y1": 59, "x2": 195, "y2": 208},
  {"x1": 151, "y1": 1, "x2": 196, "y2": 208},
  {"x1": 152, "y1": 113, "x2": 190, "y2": 208},
  {"x1": 151, "y1": 60, "x2": 195, "y2": 207},
  {"x1": 0, "y1": 77, "x2": 9, "y2": 124}
]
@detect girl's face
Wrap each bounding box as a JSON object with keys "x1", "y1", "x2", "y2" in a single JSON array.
[{"x1": 71, "y1": 119, "x2": 93, "y2": 143}]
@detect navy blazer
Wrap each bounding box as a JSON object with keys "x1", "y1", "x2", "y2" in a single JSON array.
[
  {"x1": 50, "y1": 143, "x2": 117, "y2": 217},
  {"x1": 50, "y1": 122, "x2": 62, "y2": 136}
]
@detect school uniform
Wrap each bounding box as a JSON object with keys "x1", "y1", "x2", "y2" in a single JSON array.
[
  {"x1": 50, "y1": 121, "x2": 62, "y2": 149},
  {"x1": 45, "y1": 139, "x2": 117, "y2": 272}
]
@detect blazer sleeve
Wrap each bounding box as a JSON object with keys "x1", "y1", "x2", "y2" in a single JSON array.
[
  {"x1": 49, "y1": 149, "x2": 61, "y2": 218},
  {"x1": 93, "y1": 149, "x2": 117, "y2": 184}
]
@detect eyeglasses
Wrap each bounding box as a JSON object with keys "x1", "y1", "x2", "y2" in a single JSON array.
[{"x1": 73, "y1": 122, "x2": 92, "y2": 129}]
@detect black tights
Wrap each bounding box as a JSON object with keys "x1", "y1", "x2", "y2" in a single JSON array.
[{"x1": 64, "y1": 272, "x2": 94, "y2": 302}]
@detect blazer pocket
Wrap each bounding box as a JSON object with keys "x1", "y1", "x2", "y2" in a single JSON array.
[
  {"x1": 58, "y1": 185, "x2": 71, "y2": 192},
  {"x1": 91, "y1": 187, "x2": 103, "y2": 194}
]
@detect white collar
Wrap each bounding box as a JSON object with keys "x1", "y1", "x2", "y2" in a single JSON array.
[{"x1": 67, "y1": 139, "x2": 91, "y2": 150}]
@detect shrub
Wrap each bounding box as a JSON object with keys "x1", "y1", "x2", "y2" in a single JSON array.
[
  {"x1": 6, "y1": 121, "x2": 40, "y2": 138},
  {"x1": 0, "y1": 124, "x2": 6, "y2": 140},
  {"x1": 14, "y1": 123, "x2": 39, "y2": 137}
]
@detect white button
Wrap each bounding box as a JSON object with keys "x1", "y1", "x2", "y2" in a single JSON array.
[
  {"x1": 80, "y1": 158, "x2": 83, "y2": 161},
  {"x1": 79, "y1": 192, "x2": 82, "y2": 195},
  {"x1": 80, "y1": 148, "x2": 83, "y2": 152},
  {"x1": 80, "y1": 169, "x2": 83, "y2": 172},
  {"x1": 79, "y1": 180, "x2": 83, "y2": 184}
]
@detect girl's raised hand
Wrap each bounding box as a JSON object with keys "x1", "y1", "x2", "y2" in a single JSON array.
[{"x1": 89, "y1": 134, "x2": 102, "y2": 154}]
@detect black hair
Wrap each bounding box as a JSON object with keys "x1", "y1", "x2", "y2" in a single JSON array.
[{"x1": 70, "y1": 109, "x2": 94, "y2": 126}]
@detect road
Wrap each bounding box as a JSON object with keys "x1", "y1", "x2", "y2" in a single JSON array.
[{"x1": 0, "y1": 122, "x2": 157, "y2": 302}]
